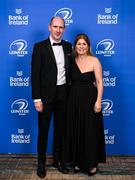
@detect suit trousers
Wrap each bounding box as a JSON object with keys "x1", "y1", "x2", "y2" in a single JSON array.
[{"x1": 37, "y1": 84, "x2": 67, "y2": 164}]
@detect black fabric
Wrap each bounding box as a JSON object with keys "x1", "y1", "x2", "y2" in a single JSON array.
[
  {"x1": 37, "y1": 85, "x2": 67, "y2": 161},
  {"x1": 61, "y1": 61, "x2": 106, "y2": 169},
  {"x1": 52, "y1": 42, "x2": 62, "y2": 46},
  {"x1": 31, "y1": 38, "x2": 72, "y2": 103},
  {"x1": 31, "y1": 38, "x2": 72, "y2": 164}
]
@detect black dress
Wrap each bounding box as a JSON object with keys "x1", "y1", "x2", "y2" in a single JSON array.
[{"x1": 61, "y1": 60, "x2": 106, "y2": 169}]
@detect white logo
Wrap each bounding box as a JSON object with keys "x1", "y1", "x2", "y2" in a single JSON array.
[
  {"x1": 102, "y1": 99, "x2": 113, "y2": 110},
  {"x1": 15, "y1": 8, "x2": 22, "y2": 15},
  {"x1": 11, "y1": 128, "x2": 30, "y2": 144},
  {"x1": 97, "y1": 39, "x2": 114, "y2": 51},
  {"x1": 18, "y1": 128, "x2": 24, "y2": 134},
  {"x1": 104, "y1": 129, "x2": 115, "y2": 145},
  {"x1": 96, "y1": 39, "x2": 115, "y2": 57},
  {"x1": 16, "y1": 71, "x2": 23, "y2": 76},
  {"x1": 10, "y1": 39, "x2": 27, "y2": 51},
  {"x1": 11, "y1": 99, "x2": 29, "y2": 115},
  {"x1": 103, "y1": 71, "x2": 110, "y2": 76},
  {"x1": 103, "y1": 70, "x2": 116, "y2": 87},
  {"x1": 97, "y1": 8, "x2": 118, "y2": 25},
  {"x1": 11, "y1": 99, "x2": 28, "y2": 110},
  {"x1": 105, "y1": 8, "x2": 112, "y2": 14},
  {"x1": 102, "y1": 99, "x2": 113, "y2": 116},
  {"x1": 8, "y1": 8, "x2": 29, "y2": 25},
  {"x1": 9, "y1": 39, "x2": 28, "y2": 57},
  {"x1": 55, "y1": 8, "x2": 73, "y2": 26},
  {"x1": 10, "y1": 70, "x2": 29, "y2": 87}
]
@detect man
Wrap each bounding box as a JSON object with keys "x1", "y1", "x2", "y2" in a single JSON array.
[{"x1": 31, "y1": 16, "x2": 72, "y2": 178}]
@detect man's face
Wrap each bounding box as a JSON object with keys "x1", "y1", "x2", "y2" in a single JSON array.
[{"x1": 49, "y1": 17, "x2": 65, "y2": 42}]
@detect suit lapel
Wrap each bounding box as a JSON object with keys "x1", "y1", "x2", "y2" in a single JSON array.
[
  {"x1": 62, "y1": 41, "x2": 68, "y2": 70},
  {"x1": 46, "y1": 38, "x2": 57, "y2": 65},
  {"x1": 45, "y1": 38, "x2": 69, "y2": 69}
]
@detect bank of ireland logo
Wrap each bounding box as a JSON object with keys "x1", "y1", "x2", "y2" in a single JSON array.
[
  {"x1": 10, "y1": 70, "x2": 30, "y2": 87},
  {"x1": 11, "y1": 128, "x2": 31, "y2": 144},
  {"x1": 9, "y1": 39, "x2": 28, "y2": 57},
  {"x1": 8, "y1": 8, "x2": 29, "y2": 25},
  {"x1": 102, "y1": 99, "x2": 113, "y2": 116},
  {"x1": 55, "y1": 8, "x2": 73, "y2": 26},
  {"x1": 15, "y1": 8, "x2": 22, "y2": 14},
  {"x1": 11, "y1": 99, "x2": 29, "y2": 115},
  {"x1": 105, "y1": 8, "x2": 112, "y2": 14},
  {"x1": 103, "y1": 70, "x2": 116, "y2": 87},
  {"x1": 96, "y1": 39, "x2": 115, "y2": 57},
  {"x1": 97, "y1": 7, "x2": 118, "y2": 25}
]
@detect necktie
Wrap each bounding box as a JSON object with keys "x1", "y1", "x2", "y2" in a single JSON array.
[{"x1": 52, "y1": 42, "x2": 62, "y2": 46}]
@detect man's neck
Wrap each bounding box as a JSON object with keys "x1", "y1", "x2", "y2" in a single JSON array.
[{"x1": 50, "y1": 36, "x2": 61, "y2": 43}]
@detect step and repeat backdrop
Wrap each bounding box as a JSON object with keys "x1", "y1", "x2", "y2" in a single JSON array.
[{"x1": 0, "y1": 0, "x2": 135, "y2": 155}]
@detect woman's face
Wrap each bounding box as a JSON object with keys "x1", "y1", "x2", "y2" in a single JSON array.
[{"x1": 75, "y1": 38, "x2": 88, "y2": 55}]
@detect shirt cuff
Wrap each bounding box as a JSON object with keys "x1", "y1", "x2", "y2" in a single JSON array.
[{"x1": 34, "y1": 99, "x2": 42, "y2": 103}]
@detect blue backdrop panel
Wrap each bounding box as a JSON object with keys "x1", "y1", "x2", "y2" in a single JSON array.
[{"x1": 0, "y1": 0, "x2": 135, "y2": 155}]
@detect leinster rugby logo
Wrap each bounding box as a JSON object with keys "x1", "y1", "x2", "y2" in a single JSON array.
[
  {"x1": 55, "y1": 8, "x2": 73, "y2": 26},
  {"x1": 9, "y1": 39, "x2": 28, "y2": 57},
  {"x1": 96, "y1": 39, "x2": 115, "y2": 57},
  {"x1": 102, "y1": 99, "x2": 113, "y2": 116},
  {"x1": 11, "y1": 99, "x2": 29, "y2": 115}
]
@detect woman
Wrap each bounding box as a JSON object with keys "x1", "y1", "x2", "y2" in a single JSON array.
[{"x1": 61, "y1": 34, "x2": 106, "y2": 176}]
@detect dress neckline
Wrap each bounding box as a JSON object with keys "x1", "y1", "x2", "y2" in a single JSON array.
[{"x1": 74, "y1": 61, "x2": 94, "y2": 74}]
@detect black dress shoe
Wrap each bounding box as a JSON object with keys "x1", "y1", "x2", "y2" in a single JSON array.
[
  {"x1": 37, "y1": 164, "x2": 46, "y2": 178},
  {"x1": 58, "y1": 163, "x2": 69, "y2": 174},
  {"x1": 52, "y1": 160, "x2": 59, "y2": 168},
  {"x1": 52, "y1": 160, "x2": 69, "y2": 174}
]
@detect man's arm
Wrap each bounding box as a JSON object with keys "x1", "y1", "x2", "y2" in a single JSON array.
[
  {"x1": 31, "y1": 43, "x2": 43, "y2": 112},
  {"x1": 31, "y1": 43, "x2": 42, "y2": 99}
]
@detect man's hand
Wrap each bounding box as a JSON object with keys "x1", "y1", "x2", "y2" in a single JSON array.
[{"x1": 34, "y1": 101, "x2": 43, "y2": 112}]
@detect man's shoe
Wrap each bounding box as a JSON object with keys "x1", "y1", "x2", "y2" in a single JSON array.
[
  {"x1": 58, "y1": 163, "x2": 69, "y2": 174},
  {"x1": 52, "y1": 159, "x2": 59, "y2": 168},
  {"x1": 52, "y1": 160, "x2": 69, "y2": 174},
  {"x1": 37, "y1": 164, "x2": 46, "y2": 178}
]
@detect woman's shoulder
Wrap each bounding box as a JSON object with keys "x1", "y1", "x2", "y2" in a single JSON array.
[
  {"x1": 87, "y1": 56, "x2": 99, "y2": 63},
  {"x1": 87, "y1": 56, "x2": 101, "y2": 70}
]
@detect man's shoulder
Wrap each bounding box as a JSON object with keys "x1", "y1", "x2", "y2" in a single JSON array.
[
  {"x1": 62, "y1": 40, "x2": 72, "y2": 47},
  {"x1": 34, "y1": 38, "x2": 49, "y2": 47}
]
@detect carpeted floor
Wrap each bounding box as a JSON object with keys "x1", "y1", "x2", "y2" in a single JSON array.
[{"x1": 0, "y1": 155, "x2": 135, "y2": 179}]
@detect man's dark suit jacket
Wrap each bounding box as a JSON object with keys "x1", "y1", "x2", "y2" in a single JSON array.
[{"x1": 31, "y1": 38, "x2": 72, "y2": 103}]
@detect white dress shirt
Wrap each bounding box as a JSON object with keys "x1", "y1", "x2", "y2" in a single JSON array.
[{"x1": 50, "y1": 36, "x2": 66, "y2": 85}]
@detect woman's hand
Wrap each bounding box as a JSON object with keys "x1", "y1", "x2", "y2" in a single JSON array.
[{"x1": 94, "y1": 101, "x2": 102, "y2": 113}]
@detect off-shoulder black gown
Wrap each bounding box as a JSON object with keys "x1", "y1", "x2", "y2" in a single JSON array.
[{"x1": 61, "y1": 61, "x2": 106, "y2": 169}]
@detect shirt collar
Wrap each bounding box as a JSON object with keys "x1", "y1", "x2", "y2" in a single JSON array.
[{"x1": 50, "y1": 36, "x2": 61, "y2": 46}]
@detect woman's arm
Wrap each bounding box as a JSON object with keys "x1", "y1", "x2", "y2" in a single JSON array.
[{"x1": 93, "y1": 57, "x2": 103, "y2": 113}]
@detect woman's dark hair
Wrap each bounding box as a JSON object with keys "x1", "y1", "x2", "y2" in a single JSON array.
[{"x1": 72, "y1": 33, "x2": 93, "y2": 59}]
